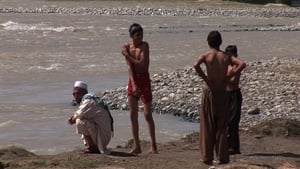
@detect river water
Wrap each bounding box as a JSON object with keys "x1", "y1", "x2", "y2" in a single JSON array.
[{"x1": 0, "y1": 0, "x2": 299, "y2": 155}]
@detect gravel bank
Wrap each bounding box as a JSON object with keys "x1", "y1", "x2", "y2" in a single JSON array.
[
  {"x1": 101, "y1": 58, "x2": 300, "y2": 130},
  {"x1": 1, "y1": 5, "x2": 299, "y2": 32},
  {"x1": 0, "y1": 6, "x2": 299, "y2": 18}
]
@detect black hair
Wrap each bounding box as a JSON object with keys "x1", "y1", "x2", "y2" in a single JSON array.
[
  {"x1": 225, "y1": 45, "x2": 238, "y2": 57},
  {"x1": 207, "y1": 31, "x2": 222, "y2": 49},
  {"x1": 129, "y1": 23, "x2": 143, "y2": 37}
]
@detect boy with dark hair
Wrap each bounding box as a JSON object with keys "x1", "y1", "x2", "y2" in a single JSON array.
[
  {"x1": 225, "y1": 45, "x2": 245, "y2": 155},
  {"x1": 193, "y1": 31, "x2": 245, "y2": 165},
  {"x1": 121, "y1": 23, "x2": 157, "y2": 154}
]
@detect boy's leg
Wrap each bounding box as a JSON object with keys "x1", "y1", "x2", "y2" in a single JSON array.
[
  {"x1": 215, "y1": 92, "x2": 230, "y2": 164},
  {"x1": 228, "y1": 90, "x2": 242, "y2": 154},
  {"x1": 128, "y1": 95, "x2": 141, "y2": 154},
  {"x1": 143, "y1": 101, "x2": 157, "y2": 154},
  {"x1": 200, "y1": 88, "x2": 214, "y2": 165},
  {"x1": 228, "y1": 92, "x2": 236, "y2": 154},
  {"x1": 230, "y1": 112, "x2": 240, "y2": 154},
  {"x1": 233, "y1": 90, "x2": 242, "y2": 154}
]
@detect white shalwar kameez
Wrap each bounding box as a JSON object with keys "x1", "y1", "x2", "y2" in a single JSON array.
[{"x1": 74, "y1": 95, "x2": 112, "y2": 155}]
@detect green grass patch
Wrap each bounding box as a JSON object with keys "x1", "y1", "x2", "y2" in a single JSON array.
[
  {"x1": 30, "y1": 160, "x2": 48, "y2": 167},
  {"x1": 223, "y1": 0, "x2": 292, "y2": 5},
  {"x1": 64, "y1": 155, "x2": 98, "y2": 169},
  {"x1": 0, "y1": 146, "x2": 35, "y2": 158},
  {"x1": 250, "y1": 118, "x2": 300, "y2": 137},
  {"x1": 63, "y1": 154, "x2": 114, "y2": 169},
  {"x1": 46, "y1": 0, "x2": 195, "y2": 2},
  {"x1": 182, "y1": 132, "x2": 199, "y2": 143}
]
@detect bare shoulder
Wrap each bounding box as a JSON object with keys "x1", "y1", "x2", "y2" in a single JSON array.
[
  {"x1": 140, "y1": 41, "x2": 149, "y2": 54},
  {"x1": 141, "y1": 41, "x2": 149, "y2": 48},
  {"x1": 215, "y1": 50, "x2": 229, "y2": 62},
  {"x1": 216, "y1": 50, "x2": 226, "y2": 56},
  {"x1": 194, "y1": 50, "x2": 213, "y2": 64},
  {"x1": 204, "y1": 49, "x2": 218, "y2": 60},
  {"x1": 201, "y1": 50, "x2": 214, "y2": 58}
]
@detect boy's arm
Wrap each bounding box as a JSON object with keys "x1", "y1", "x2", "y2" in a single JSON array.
[
  {"x1": 127, "y1": 61, "x2": 139, "y2": 93},
  {"x1": 193, "y1": 54, "x2": 210, "y2": 85},
  {"x1": 227, "y1": 65, "x2": 236, "y2": 82},
  {"x1": 121, "y1": 43, "x2": 139, "y2": 95},
  {"x1": 229, "y1": 56, "x2": 246, "y2": 78},
  {"x1": 125, "y1": 42, "x2": 148, "y2": 65}
]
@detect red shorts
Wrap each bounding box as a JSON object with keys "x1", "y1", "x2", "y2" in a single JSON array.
[{"x1": 127, "y1": 73, "x2": 152, "y2": 104}]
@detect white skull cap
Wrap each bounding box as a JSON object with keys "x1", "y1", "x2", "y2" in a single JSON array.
[{"x1": 74, "y1": 81, "x2": 88, "y2": 90}]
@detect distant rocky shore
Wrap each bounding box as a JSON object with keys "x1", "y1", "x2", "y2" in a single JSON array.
[
  {"x1": 1, "y1": 6, "x2": 300, "y2": 32},
  {"x1": 101, "y1": 58, "x2": 300, "y2": 130},
  {"x1": 0, "y1": 6, "x2": 299, "y2": 18}
]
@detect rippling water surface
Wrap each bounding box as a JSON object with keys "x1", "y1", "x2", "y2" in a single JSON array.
[{"x1": 0, "y1": 0, "x2": 299, "y2": 154}]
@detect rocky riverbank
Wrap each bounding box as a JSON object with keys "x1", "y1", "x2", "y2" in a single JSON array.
[
  {"x1": 0, "y1": 4, "x2": 299, "y2": 18},
  {"x1": 101, "y1": 58, "x2": 300, "y2": 130},
  {"x1": 1, "y1": 0, "x2": 300, "y2": 34}
]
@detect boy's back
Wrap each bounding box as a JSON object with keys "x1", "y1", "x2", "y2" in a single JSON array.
[
  {"x1": 204, "y1": 49, "x2": 230, "y2": 91},
  {"x1": 194, "y1": 31, "x2": 246, "y2": 165},
  {"x1": 194, "y1": 30, "x2": 232, "y2": 165}
]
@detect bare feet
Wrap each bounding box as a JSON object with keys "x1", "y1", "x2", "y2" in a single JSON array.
[
  {"x1": 147, "y1": 148, "x2": 158, "y2": 154},
  {"x1": 129, "y1": 147, "x2": 142, "y2": 154},
  {"x1": 147, "y1": 145, "x2": 158, "y2": 154},
  {"x1": 82, "y1": 146, "x2": 100, "y2": 154},
  {"x1": 217, "y1": 159, "x2": 229, "y2": 165},
  {"x1": 200, "y1": 159, "x2": 213, "y2": 165}
]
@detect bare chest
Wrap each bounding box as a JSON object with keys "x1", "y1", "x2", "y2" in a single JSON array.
[{"x1": 129, "y1": 46, "x2": 142, "y2": 59}]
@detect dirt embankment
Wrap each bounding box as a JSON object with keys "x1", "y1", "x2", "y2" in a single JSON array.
[{"x1": 0, "y1": 119, "x2": 299, "y2": 169}]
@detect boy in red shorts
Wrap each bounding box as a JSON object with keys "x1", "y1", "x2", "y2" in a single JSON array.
[{"x1": 121, "y1": 23, "x2": 157, "y2": 154}]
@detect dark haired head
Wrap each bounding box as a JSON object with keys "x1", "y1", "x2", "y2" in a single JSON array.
[
  {"x1": 225, "y1": 45, "x2": 238, "y2": 57},
  {"x1": 129, "y1": 23, "x2": 143, "y2": 37},
  {"x1": 207, "y1": 31, "x2": 222, "y2": 49}
]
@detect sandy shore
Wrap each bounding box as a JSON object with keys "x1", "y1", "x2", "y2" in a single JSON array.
[{"x1": 0, "y1": 118, "x2": 299, "y2": 169}]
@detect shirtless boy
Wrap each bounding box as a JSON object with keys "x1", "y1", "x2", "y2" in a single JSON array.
[
  {"x1": 121, "y1": 23, "x2": 157, "y2": 154},
  {"x1": 225, "y1": 45, "x2": 246, "y2": 155},
  {"x1": 193, "y1": 31, "x2": 245, "y2": 165}
]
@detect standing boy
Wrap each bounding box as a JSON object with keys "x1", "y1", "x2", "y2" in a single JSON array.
[
  {"x1": 225, "y1": 45, "x2": 246, "y2": 155},
  {"x1": 121, "y1": 23, "x2": 157, "y2": 154},
  {"x1": 193, "y1": 31, "x2": 245, "y2": 165}
]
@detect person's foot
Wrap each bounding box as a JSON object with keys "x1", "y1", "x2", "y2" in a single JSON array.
[
  {"x1": 101, "y1": 148, "x2": 111, "y2": 155},
  {"x1": 147, "y1": 145, "x2": 158, "y2": 154},
  {"x1": 200, "y1": 159, "x2": 213, "y2": 165},
  {"x1": 129, "y1": 147, "x2": 142, "y2": 154},
  {"x1": 147, "y1": 147, "x2": 158, "y2": 154},
  {"x1": 217, "y1": 159, "x2": 229, "y2": 164},
  {"x1": 83, "y1": 146, "x2": 100, "y2": 154},
  {"x1": 228, "y1": 148, "x2": 241, "y2": 155},
  {"x1": 228, "y1": 148, "x2": 235, "y2": 155}
]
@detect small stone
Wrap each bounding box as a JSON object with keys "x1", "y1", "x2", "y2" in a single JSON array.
[
  {"x1": 161, "y1": 97, "x2": 169, "y2": 102},
  {"x1": 121, "y1": 103, "x2": 128, "y2": 110},
  {"x1": 254, "y1": 135, "x2": 264, "y2": 139},
  {"x1": 168, "y1": 93, "x2": 176, "y2": 98},
  {"x1": 247, "y1": 107, "x2": 260, "y2": 115}
]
